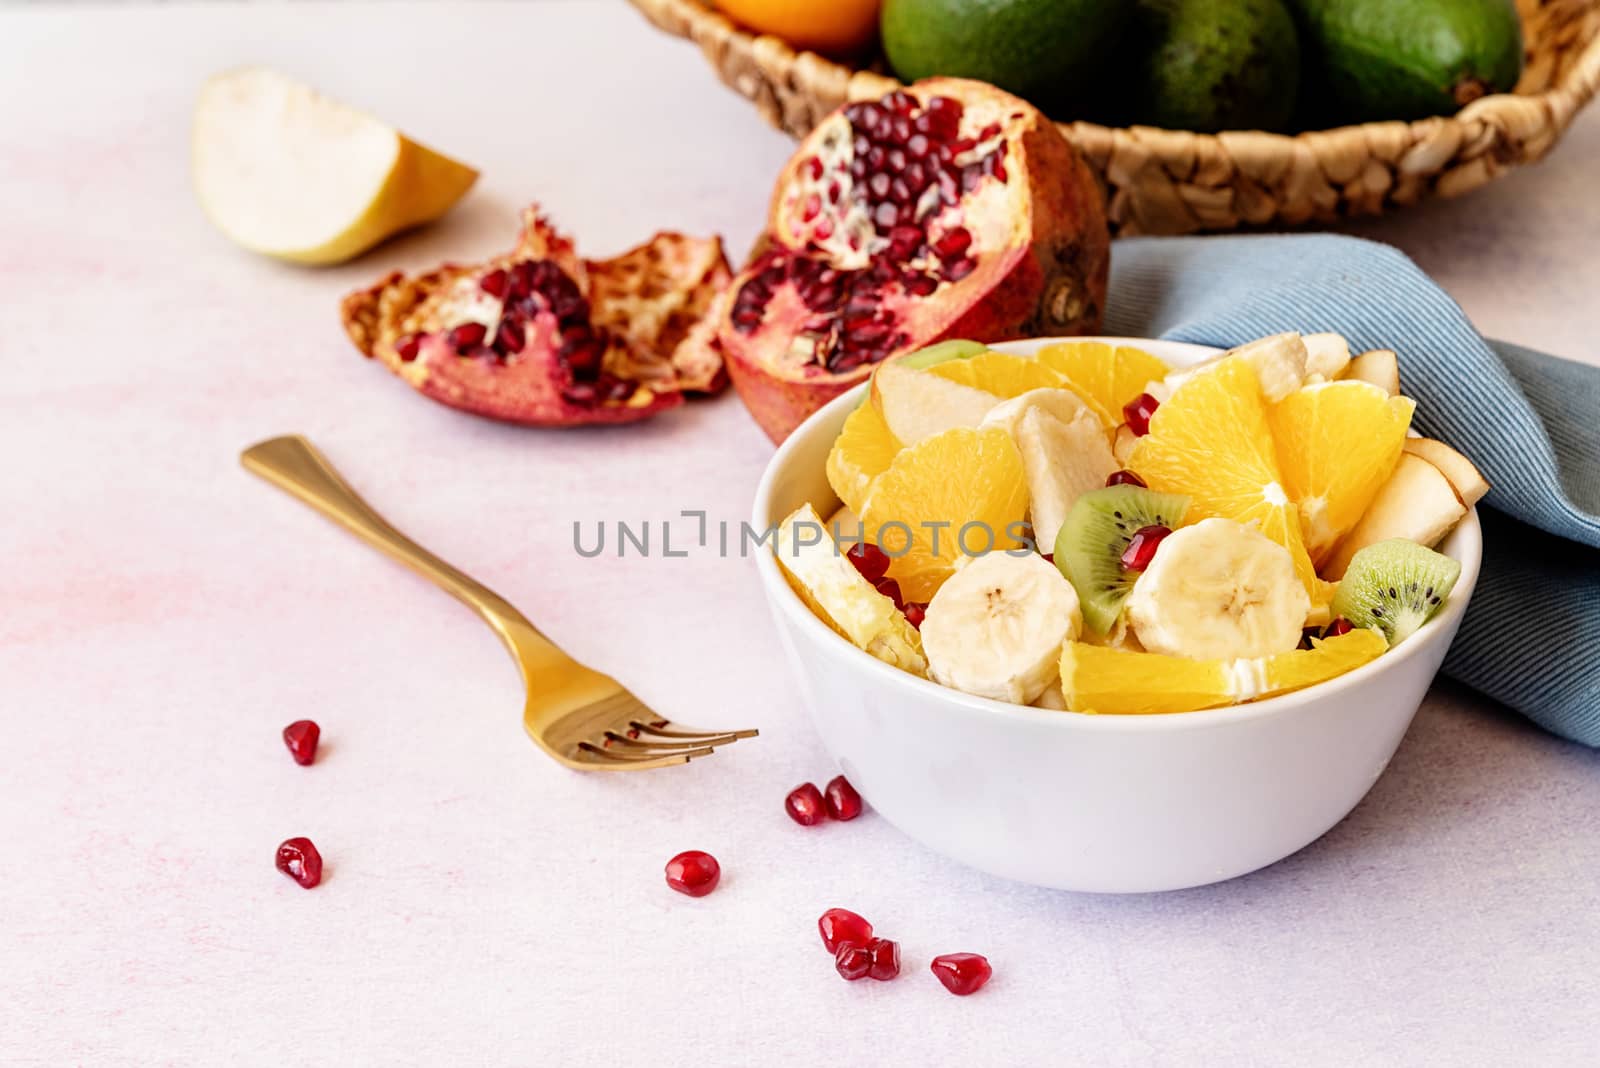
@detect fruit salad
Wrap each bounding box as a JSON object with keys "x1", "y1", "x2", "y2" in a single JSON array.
[{"x1": 775, "y1": 334, "x2": 1486, "y2": 714}]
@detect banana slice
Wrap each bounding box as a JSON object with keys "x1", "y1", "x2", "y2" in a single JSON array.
[
  {"x1": 920, "y1": 551, "x2": 1081, "y2": 704},
  {"x1": 1126, "y1": 517, "x2": 1310, "y2": 660}
]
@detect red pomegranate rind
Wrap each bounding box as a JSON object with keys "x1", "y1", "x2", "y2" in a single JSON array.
[
  {"x1": 340, "y1": 206, "x2": 729, "y2": 427},
  {"x1": 721, "y1": 78, "x2": 1110, "y2": 443},
  {"x1": 585, "y1": 232, "x2": 733, "y2": 395}
]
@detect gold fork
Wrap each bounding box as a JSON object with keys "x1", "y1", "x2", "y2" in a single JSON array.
[{"x1": 240, "y1": 435, "x2": 757, "y2": 771}]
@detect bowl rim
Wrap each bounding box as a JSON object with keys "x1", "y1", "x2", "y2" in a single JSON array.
[{"x1": 751, "y1": 335, "x2": 1483, "y2": 733}]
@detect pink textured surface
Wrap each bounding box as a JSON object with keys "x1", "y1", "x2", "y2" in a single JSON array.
[{"x1": 2, "y1": 3, "x2": 1599, "y2": 1065}]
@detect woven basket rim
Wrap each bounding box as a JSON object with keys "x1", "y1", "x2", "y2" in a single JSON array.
[{"x1": 633, "y1": 0, "x2": 1600, "y2": 143}]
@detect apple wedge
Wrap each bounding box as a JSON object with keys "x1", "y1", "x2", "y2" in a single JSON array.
[
  {"x1": 1404, "y1": 439, "x2": 1490, "y2": 508},
  {"x1": 1342, "y1": 349, "x2": 1402, "y2": 396},
  {"x1": 1151, "y1": 332, "x2": 1310, "y2": 404},
  {"x1": 870, "y1": 361, "x2": 999, "y2": 446},
  {"x1": 1324, "y1": 453, "x2": 1466, "y2": 579},
  {"x1": 193, "y1": 67, "x2": 478, "y2": 265},
  {"x1": 980, "y1": 387, "x2": 1094, "y2": 440},
  {"x1": 1303, "y1": 332, "x2": 1352, "y2": 380},
  {"x1": 1014, "y1": 407, "x2": 1120, "y2": 552}
]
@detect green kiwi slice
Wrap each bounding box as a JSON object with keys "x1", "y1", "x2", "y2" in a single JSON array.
[
  {"x1": 898, "y1": 339, "x2": 989, "y2": 369},
  {"x1": 1330, "y1": 538, "x2": 1461, "y2": 646},
  {"x1": 1055, "y1": 485, "x2": 1191, "y2": 635}
]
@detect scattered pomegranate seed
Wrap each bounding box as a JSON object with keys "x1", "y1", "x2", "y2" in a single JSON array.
[
  {"x1": 1324, "y1": 617, "x2": 1355, "y2": 638},
  {"x1": 479, "y1": 268, "x2": 509, "y2": 299},
  {"x1": 664, "y1": 850, "x2": 721, "y2": 897},
  {"x1": 1120, "y1": 525, "x2": 1172, "y2": 572},
  {"x1": 785, "y1": 783, "x2": 827, "y2": 826},
  {"x1": 867, "y1": 938, "x2": 901, "y2": 980},
  {"x1": 824, "y1": 776, "x2": 863, "y2": 821},
  {"x1": 1106, "y1": 469, "x2": 1147, "y2": 488},
  {"x1": 903, "y1": 601, "x2": 927, "y2": 629},
  {"x1": 1123, "y1": 393, "x2": 1160, "y2": 436},
  {"x1": 281, "y1": 720, "x2": 320, "y2": 766},
  {"x1": 394, "y1": 333, "x2": 421, "y2": 363},
  {"x1": 846, "y1": 542, "x2": 891, "y2": 583},
  {"x1": 275, "y1": 837, "x2": 322, "y2": 889},
  {"x1": 836, "y1": 942, "x2": 873, "y2": 981},
  {"x1": 875, "y1": 576, "x2": 905, "y2": 609},
  {"x1": 818, "y1": 908, "x2": 874, "y2": 953},
  {"x1": 930, "y1": 953, "x2": 992, "y2": 996}
]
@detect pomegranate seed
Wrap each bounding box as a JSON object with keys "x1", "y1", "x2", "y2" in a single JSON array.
[
  {"x1": 447, "y1": 322, "x2": 487, "y2": 354},
  {"x1": 930, "y1": 953, "x2": 992, "y2": 996},
  {"x1": 664, "y1": 850, "x2": 721, "y2": 897},
  {"x1": 806, "y1": 155, "x2": 824, "y2": 180},
  {"x1": 823, "y1": 775, "x2": 863, "y2": 820},
  {"x1": 814, "y1": 218, "x2": 834, "y2": 240},
  {"x1": 281, "y1": 720, "x2": 319, "y2": 766},
  {"x1": 802, "y1": 194, "x2": 821, "y2": 222},
  {"x1": 818, "y1": 908, "x2": 874, "y2": 953},
  {"x1": 509, "y1": 261, "x2": 536, "y2": 299},
  {"x1": 846, "y1": 541, "x2": 890, "y2": 582},
  {"x1": 992, "y1": 160, "x2": 1008, "y2": 182},
  {"x1": 827, "y1": 180, "x2": 841, "y2": 203},
  {"x1": 945, "y1": 257, "x2": 977, "y2": 282},
  {"x1": 275, "y1": 837, "x2": 322, "y2": 889},
  {"x1": 924, "y1": 96, "x2": 964, "y2": 139},
  {"x1": 1324, "y1": 617, "x2": 1355, "y2": 638},
  {"x1": 785, "y1": 783, "x2": 827, "y2": 826},
  {"x1": 495, "y1": 319, "x2": 525, "y2": 355},
  {"x1": 1121, "y1": 525, "x2": 1172, "y2": 572},
  {"x1": 934, "y1": 227, "x2": 972, "y2": 258},
  {"x1": 836, "y1": 942, "x2": 873, "y2": 981},
  {"x1": 873, "y1": 202, "x2": 900, "y2": 229},
  {"x1": 394, "y1": 333, "x2": 421, "y2": 362},
  {"x1": 906, "y1": 275, "x2": 939, "y2": 297},
  {"x1": 903, "y1": 601, "x2": 928, "y2": 628},
  {"x1": 885, "y1": 90, "x2": 916, "y2": 116},
  {"x1": 1123, "y1": 392, "x2": 1160, "y2": 435},
  {"x1": 874, "y1": 576, "x2": 905, "y2": 609},
  {"x1": 479, "y1": 268, "x2": 509, "y2": 298},
  {"x1": 886, "y1": 147, "x2": 908, "y2": 173},
  {"x1": 1106, "y1": 470, "x2": 1147, "y2": 488},
  {"x1": 906, "y1": 133, "x2": 930, "y2": 158},
  {"x1": 868, "y1": 938, "x2": 901, "y2": 980}
]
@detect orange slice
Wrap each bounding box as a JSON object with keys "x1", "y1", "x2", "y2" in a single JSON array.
[
  {"x1": 826, "y1": 400, "x2": 902, "y2": 515},
  {"x1": 925, "y1": 351, "x2": 1068, "y2": 399},
  {"x1": 1267, "y1": 381, "x2": 1416, "y2": 564},
  {"x1": 860, "y1": 426, "x2": 1030, "y2": 602},
  {"x1": 1057, "y1": 630, "x2": 1386, "y2": 714},
  {"x1": 1129, "y1": 357, "x2": 1332, "y2": 608},
  {"x1": 1036, "y1": 341, "x2": 1170, "y2": 424}
]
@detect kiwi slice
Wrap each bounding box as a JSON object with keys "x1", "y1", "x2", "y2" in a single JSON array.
[
  {"x1": 1330, "y1": 538, "x2": 1461, "y2": 647},
  {"x1": 1055, "y1": 485, "x2": 1191, "y2": 635},
  {"x1": 899, "y1": 339, "x2": 989, "y2": 369}
]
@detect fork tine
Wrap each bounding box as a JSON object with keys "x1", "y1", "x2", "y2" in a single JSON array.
[
  {"x1": 576, "y1": 741, "x2": 715, "y2": 768},
  {"x1": 628, "y1": 720, "x2": 761, "y2": 742},
  {"x1": 603, "y1": 729, "x2": 746, "y2": 753}
]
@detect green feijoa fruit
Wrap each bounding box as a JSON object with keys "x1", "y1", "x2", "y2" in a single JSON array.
[
  {"x1": 1055, "y1": 485, "x2": 1191, "y2": 635},
  {"x1": 1286, "y1": 0, "x2": 1524, "y2": 123},
  {"x1": 1330, "y1": 538, "x2": 1461, "y2": 646}
]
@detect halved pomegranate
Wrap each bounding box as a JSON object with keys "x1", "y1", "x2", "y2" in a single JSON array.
[
  {"x1": 720, "y1": 79, "x2": 1110, "y2": 442},
  {"x1": 341, "y1": 206, "x2": 731, "y2": 426}
]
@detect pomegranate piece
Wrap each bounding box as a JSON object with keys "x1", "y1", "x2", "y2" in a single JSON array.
[
  {"x1": 720, "y1": 78, "x2": 1110, "y2": 443},
  {"x1": 1324, "y1": 616, "x2": 1355, "y2": 638},
  {"x1": 902, "y1": 601, "x2": 928, "y2": 629},
  {"x1": 786, "y1": 782, "x2": 828, "y2": 825},
  {"x1": 874, "y1": 576, "x2": 906, "y2": 610},
  {"x1": 930, "y1": 953, "x2": 993, "y2": 996},
  {"x1": 818, "y1": 908, "x2": 874, "y2": 953},
  {"x1": 664, "y1": 850, "x2": 721, "y2": 897},
  {"x1": 1123, "y1": 393, "x2": 1161, "y2": 437},
  {"x1": 275, "y1": 837, "x2": 322, "y2": 889},
  {"x1": 846, "y1": 541, "x2": 892, "y2": 584},
  {"x1": 281, "y1": 720, "x2": 320, "y2": 766},
  {"x1": 340, "y1": 206, "x2": 731, "y2": 427},
  {"x1": 1106, "y1": 469, "x2": 1148, "y2": 488},
  {"x1": 823, "y1": 775, "x2": 864, "y2": 821},
  {"x1": 867, "y1": 938, "x2": 901, "y2": 981},
  {"x1": 835, "y1": 942, "x2": 873, "y2": 981},
  {"x1": 1121, "y1": 525, "x2": 1172, "y2": 572}
]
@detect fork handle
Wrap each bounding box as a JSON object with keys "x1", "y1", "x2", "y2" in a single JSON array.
[{"x1": 241, "y1": 435, "x2": 556, "y2": 664}]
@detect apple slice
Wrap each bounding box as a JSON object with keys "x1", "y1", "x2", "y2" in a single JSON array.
[
  {"x1": 1324, "y1": 453, "x2": 1465, "y2": 579},
  {"x1": 1150, "y1": 332, "x2": 1309, "y2": 404},
  {"x1": 870, "y1": 361, "x2": 999, "y2": 446},
  {"x1": 193, "y1": 68, "x2": 478, "y2": 265},
  {"x1": 1013, "y1": 407, "x2": 1119, "y2": 552},
  {"x1": 1404, "y1": 438, "x2": 1489, "y2": 508},
  {"x1": 1303, "y1": 332, "x2": 1352, "y2": 380},
  {"x1": 1342, "y1": 349, "x2": 1401, "y2": 396},
  {"x1": 980, "y1": 387, "x2": 1094, "y2": 440}
]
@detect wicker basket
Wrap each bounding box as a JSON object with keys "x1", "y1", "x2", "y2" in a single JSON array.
[{"x1": 630, "y1": 0, "x2": 1600, "y2": 235}]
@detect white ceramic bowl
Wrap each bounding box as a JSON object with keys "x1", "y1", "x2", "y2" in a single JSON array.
[{"x1": 752, "y1": 337, "x2": 1481, "y2": 893}]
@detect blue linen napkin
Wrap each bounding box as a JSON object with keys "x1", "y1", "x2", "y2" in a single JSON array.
[{"x1": 1104, "y1": 234, "x2": 1600, "y2": 747}]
